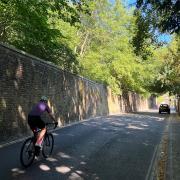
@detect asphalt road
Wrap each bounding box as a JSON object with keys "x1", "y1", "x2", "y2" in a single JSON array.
[{"x1": 0, "y1": 111, "x2": 169, "y2": 180}]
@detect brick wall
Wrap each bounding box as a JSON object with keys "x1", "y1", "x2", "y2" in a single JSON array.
[
  {"x1": 0, "y1": 43, "x2": 148, "y2": 144},
  {"x1": 177, "y1": 99, "x2": 180, "y2": 115}
]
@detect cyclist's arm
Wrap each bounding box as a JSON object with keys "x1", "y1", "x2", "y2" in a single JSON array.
[
  {"x1": 46, "y1": 105, "x2": 57, "y2": 124},
  {"x1": 49, "y1": 112, "x2": 56, "y2": 123}
]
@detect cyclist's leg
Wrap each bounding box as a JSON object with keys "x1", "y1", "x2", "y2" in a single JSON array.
[
  {"x1": 28, "y1": 115, "x2": 37, "y2": 132},
  {"x1": 36, "y1": 128, "x2": 46, "y2": 146},
  {"x1": 35, "y1": 118, "x2": 46, "y2": 147},
  {"x1": 28, "y1": 116, "x2": 46, "y2": 156}
]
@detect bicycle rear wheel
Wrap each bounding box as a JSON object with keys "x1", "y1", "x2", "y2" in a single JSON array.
[
  {"x1": 42, "y1": 133, "x2": 54, "y2": 158},
  {"x1": 20, "y1": 137, "x2": 35, "y2": 167}
]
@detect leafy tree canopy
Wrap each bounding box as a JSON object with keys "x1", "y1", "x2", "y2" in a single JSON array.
[
  {"x1": 136, "y1": 0, "x2": 180, "y2": 34},
  {"x1": 0, "y1": 0, "x2": 179, "y2": 96},
  {"x1": 147, "y1": 35, "x2": 180, "y2": 95},
  {"x1": 0, "y1": 0, "x2": 88, "y2": 72}
]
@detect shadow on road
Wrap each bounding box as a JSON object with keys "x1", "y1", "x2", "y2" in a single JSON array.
[
  {"x1": 7, "y1": 112, "x2": 168, "y2": 180},
  {"x1": 132, "y1": 110, "x2": 172, "y2": 118}
]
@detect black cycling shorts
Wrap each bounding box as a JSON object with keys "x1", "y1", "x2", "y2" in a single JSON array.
[{"x1": 28, "y1": 115, "x2": 45, "y2": 130}]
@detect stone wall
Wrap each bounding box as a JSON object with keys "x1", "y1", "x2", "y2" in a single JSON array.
[
  {"x1": 0, "y1": 43, "x2": 148, "y2": 144},
  {"x1": 177, "y1": 98, "x2": 180, "y2": 115}
]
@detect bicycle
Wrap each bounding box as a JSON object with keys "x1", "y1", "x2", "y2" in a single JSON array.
[{"x1": 20, "y1": 122, "x2": 57, "y2": 168}]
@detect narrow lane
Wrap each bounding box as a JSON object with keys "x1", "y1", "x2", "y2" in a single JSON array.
[{"x1": 0, "y1": 111, "x2": 168, "y2": 180}]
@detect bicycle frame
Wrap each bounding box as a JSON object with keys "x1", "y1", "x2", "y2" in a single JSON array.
[{"x1": 20, "y1": 122, "x2": 56, "y2": 167}]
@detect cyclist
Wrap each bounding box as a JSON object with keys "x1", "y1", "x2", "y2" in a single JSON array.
[{"x1": 28, "y1": 96, "x2": 58, "y2": 156}]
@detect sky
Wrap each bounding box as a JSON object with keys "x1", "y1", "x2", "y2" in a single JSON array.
[
  {"x1": 157, "y1": 33, "x2": 172, "y2": 43},
  {"x1": 126, "y1": 0, "x2": 137, "y2": 6},
  {"x1": 110, "y1": 0, "x2": 137, "y2": 7},
  {"x1": 109, "y1": 0, "x2": 172, "y2": 43}
]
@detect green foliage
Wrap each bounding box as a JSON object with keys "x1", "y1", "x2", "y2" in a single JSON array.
[
  {"x1": 0, "y1": 0, "x2": 178, "y2": 96},
  {"x1": 147, "y1": 34, "x2": 180, "y2": 94},
  {"x1": 132, "y1": 9, "x2": 156, "y2": 61},
  {"x1": 0, "y1": 0, "x2": 83, "y2": 72},
  {"x1": 78, "y1": 0, "x2": 152, "y2": 95},
  {"x1": 136, "y1": 0, "x2": 180, "y2": 34}
]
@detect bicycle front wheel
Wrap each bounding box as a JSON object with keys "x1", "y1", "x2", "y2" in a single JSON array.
[
  {"x1": 20, "y1": 137, "x2": 35, "y2": 168},
  {"x1": 42, "y1": 133, "x2": 54, "y2": 158}
]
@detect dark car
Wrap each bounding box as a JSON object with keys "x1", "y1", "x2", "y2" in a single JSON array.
[{"x1": 159, "y1": 104, "x2": 170, "y2": 114}]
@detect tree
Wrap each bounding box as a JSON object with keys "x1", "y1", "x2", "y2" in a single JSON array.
[
  {"x1": 148, "y1": 35, "x2": 180, "y2": 94},
  {"x1": 136, "y1": 0, "x2": 180, "y2": 34},
  {"x1": 78, "y1": 0, "x2": 153, "y2": 94},
  {"x1": 0, "y1": 0, "x2": 84, "y2": 72},
  {"x1": 135, "y1": 0, "x2": 180, "y2": 96},
  {"x1": 132, "y1": 9, "x2": 156, "y2": 60}
]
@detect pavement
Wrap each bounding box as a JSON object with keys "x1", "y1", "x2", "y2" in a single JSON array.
[{"x1": 166, "y1": 113, "x2": 180, "y2": 180}]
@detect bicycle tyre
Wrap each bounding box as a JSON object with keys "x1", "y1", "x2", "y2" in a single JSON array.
[
  {"x1": 42, "y1": 133, "x2": 54, "y2": 158},
  {"x1": 20, "y1": 137, "x2": 35, "y2": 168}
]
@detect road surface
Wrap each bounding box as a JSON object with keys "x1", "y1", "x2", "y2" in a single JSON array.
[{"x1": 0, "y1": 111, "x2": 168, "y2": 180}]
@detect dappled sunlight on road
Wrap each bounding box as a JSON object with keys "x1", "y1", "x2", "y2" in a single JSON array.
[
  {"x1": 6, "y1": 112, "x2": 169, "y2": 180},
  {"x1": 155, "y1": 118, "x2": 165, "y2": 121},
  {"x1": 132, "y1": 114, "x2": 165, "y2": 120},
  {"x1": 127, "y1": 124, "x2": 146, "y2": 130},
  {"x1": 39, "y1": 152, "x2": 88, "y2": 179},
  {"x1": 69, "y1": 172, "x2": 83, "y2": 179},
  {"x1": 46, "y1": 157, "x2": 58, "y2": 162},
  {"x1": 80, "y1": 112, "x2": 166, "y2": 134},
  {"x1": 110, "y1": 121, "x2": 126, "y2": 126},
  {"x1": 140, "y1": 123, "x2": 149, "y2": 127},
  {"x1": 55, "y1": 165, "x2": 71, "y2": 174},
  {"x1": 80, "y1": 161, "x2": 87, "y2": 165},
  {"x1": 11, "y1": 151, "x2": 88, "y2": 179},
  {"x1": 11, "y1": 168, "x2": 25, "y2": 177},
  {"x1": 58, "y1": 152, "x2": 71, "y2": 159},
  {"x1": 11, "y1": 168, "x2": 25, "y2": 174},
  {"x1": 39, "y1": 164, "x2": 51, "y2": 171},
  {"x1": 75, "y1": 170, "x2": 84, "y2": 175}
]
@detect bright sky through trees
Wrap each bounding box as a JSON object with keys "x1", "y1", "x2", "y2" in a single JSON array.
[
  {"x1": 110, "y1": 0, "x2": 136, "y2": 6},
  {"x1": 110, "y1": 0, "x2": 172, "y2": 43}
]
